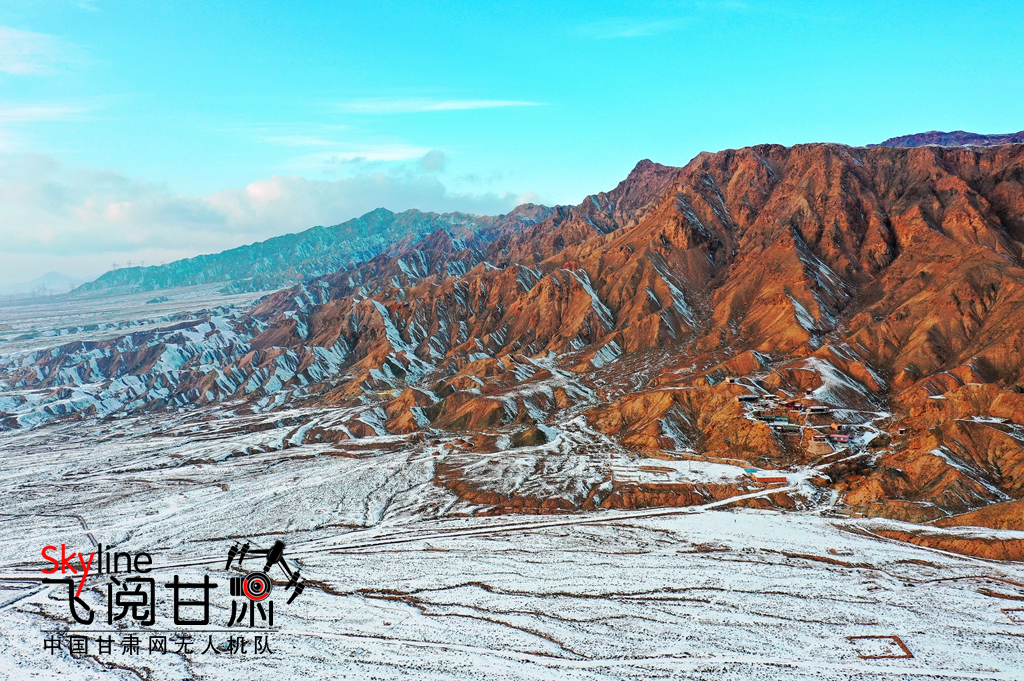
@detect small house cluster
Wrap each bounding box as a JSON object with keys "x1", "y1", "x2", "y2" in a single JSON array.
[{"x1": 733, "y1": 389, "x2": 860, "y2": 452}]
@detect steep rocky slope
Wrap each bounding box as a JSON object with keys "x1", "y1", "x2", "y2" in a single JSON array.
[{"x1": 3, "y1": 143, "x2": 1024, "y2": 553}]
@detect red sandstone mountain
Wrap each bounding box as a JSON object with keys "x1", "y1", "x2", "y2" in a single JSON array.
[
  {"x1": 871, "y1": 129, "x2": 1024, "y2": 148},
  {"x1": 4, "y1": 142, "x2": 1024, "y2": 555}
]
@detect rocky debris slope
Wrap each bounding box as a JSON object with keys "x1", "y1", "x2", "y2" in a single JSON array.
[{"x1": 3, "y1": 143, "x2": 1024, "y2": 551}]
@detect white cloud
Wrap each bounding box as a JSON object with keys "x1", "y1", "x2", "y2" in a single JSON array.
[
  {"x1": 419, "y1": 149, "x2": 447, "y2": 173},
  {"x1": 337, "y1": 98, "x2": 545, "y2": 114},
  {"x1": 0, "y1": 26, "x2": 81, "y2": 76},
  {"x1": 515, "y1": 190, "x2": 544, "y2": 205},
  {"x1": 0, "y1": 102, "x2": 92, "y2": 151},
  {"x1": 0, "y1": 152, "x2": 529, "y2": 285}
]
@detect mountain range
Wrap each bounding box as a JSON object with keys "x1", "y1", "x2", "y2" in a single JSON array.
[
  {"x1": 871, "y1": 129, "x2": 1024, "y2": 148},
  {"x1": 75, "y1": 205, "x2": 554, "y2": 294},
  {"x1": 69, "y1": 130, "x2": 1024, "y2": 296},
  {"x1": 4, "y1": 138, "x2": 1024, "y2": 559}
]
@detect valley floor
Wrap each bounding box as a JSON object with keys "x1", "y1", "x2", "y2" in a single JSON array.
[{"x1": 0, "y1": 412, "x2": 1022, "y2": 680}]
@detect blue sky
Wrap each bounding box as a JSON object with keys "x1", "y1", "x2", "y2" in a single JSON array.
[{"x1": 1, "y1": 0, "x2": 1022, "y2": 285}]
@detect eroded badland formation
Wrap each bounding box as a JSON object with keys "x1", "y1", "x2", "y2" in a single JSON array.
[{"x1": 4, "y1": 142, "x2": 1024, "y2": 559}]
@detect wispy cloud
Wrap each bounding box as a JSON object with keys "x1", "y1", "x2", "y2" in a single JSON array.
[
  {"x1": 0, "y1": 26, "x2": 83, "y2": 76},
  {"x1": 337, "y1": 98, "x2": 545, "y2": 114},
  {"x1": 310, "y1": 144, "x2": 433, "y2": 163},
  {"x1": 259, "y1": 134, "x2": 347, "y2": 148},
  {"x1": 238, "y1": 123, "x2": 436, "y2": 171},
  {"x1": 578, "y1": 18, "x2": 688, "y2": 39},
  {"x1": 273, "y1": 144, "x2": 435, "y2": 173},
  {"x1": 0, "y1": 104, "x2": 89, "y2": 123},
  {"x1": 577, "y1": 2, "x2": 753, "y2": 39}
]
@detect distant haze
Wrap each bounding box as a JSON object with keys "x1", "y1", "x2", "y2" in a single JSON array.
[{"x1": 0, "y1": 270, "x2": 85, "y2": 297}]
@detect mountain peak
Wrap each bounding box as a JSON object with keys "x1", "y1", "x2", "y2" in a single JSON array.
[{"x1": 624, "y1": 158, "x2": 675, "y2": 182}]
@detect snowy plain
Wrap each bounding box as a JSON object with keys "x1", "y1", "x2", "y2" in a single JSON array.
[{"x1": 0, "y1": 408, "x2": 1022, "y2": 681}]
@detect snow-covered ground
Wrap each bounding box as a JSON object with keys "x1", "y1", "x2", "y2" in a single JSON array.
[
  {"x1": 611, "y1": 457, "x2": 753, "y2": 485},
  {"x1": 0, "y1": 285, "x2": 271, "y2": 358},
  {"x1": 1, "y1": 412, "x2": 1022, "y2": 680}
]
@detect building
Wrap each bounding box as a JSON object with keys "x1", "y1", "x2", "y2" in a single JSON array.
[{"x1": 751, "y1": 470, "x2": 789, "y2": 484}]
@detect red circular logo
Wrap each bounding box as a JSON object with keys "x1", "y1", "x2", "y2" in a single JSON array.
[{"x1": 242, "y1": 571, "x2": 273, "y2": 601}]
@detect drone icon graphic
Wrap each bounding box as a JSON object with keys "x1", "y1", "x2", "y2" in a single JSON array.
[{"x1": 224, "y1": 540, "x2": 304, "y2": 605}]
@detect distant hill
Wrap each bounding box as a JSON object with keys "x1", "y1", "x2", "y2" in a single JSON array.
[
  {"x1": 74, "y1": 204, "x2": 553, "y2": 295},
  {"x1": 0, "y1": 271, "x2": 87, "y2": 297},
  {"x1": 870, "y1": 129, "x2": 1024, "y2": 148}
]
